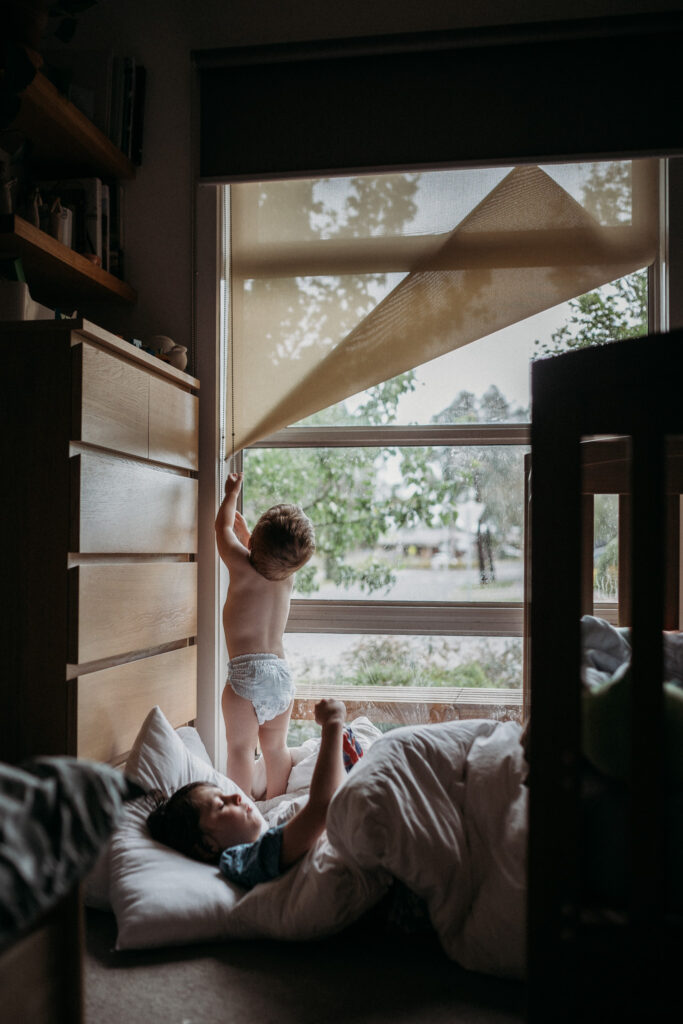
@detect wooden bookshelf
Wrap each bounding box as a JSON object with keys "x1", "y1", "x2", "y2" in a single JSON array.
[
  {"x1": 0, "y1": 215, "x2": 136, "y2": 305},
  {"x1": 11, "y1": 66, "x2": 136, "y2": 180}
]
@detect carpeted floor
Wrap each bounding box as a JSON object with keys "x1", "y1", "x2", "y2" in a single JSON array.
[{"x1": 85, "y1": 909, "x2": 526, "y2": 1024}]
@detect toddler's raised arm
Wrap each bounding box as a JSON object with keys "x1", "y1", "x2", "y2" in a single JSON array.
[{"x1": 215, "y1": 472, "x2": 245, "y2": 567}]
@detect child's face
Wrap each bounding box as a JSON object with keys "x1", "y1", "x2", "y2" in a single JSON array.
[{"x1": 195, "y1": 784, "x2": 263, "y2": 852}]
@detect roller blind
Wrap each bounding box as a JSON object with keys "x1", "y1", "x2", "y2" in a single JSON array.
[
  {"x1": 196, "y1": 16, "x2": 683, "y2": 182},
  {"x1": 225, "y1": 159, "x2": 658, "y2": 456}
]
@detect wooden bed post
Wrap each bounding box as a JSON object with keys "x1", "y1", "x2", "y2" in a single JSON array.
[
  {"x1": 580, "y1": 495, "x2": 595, "y2": 617},
  {"x1": 618, "y1": 493, "x2": 632, "y2": 627},
  {"x1": 527, "y1": 331, "x2": 683, "y2": 1022}
]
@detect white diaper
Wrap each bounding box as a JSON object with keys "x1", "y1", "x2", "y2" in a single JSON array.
[{"x1": 227, "y1": 653, "x2": 295, "y2": 725}]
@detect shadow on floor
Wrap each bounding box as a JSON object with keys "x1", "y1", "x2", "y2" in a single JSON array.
[{"x1": 85, "y1": 908, "x2": 526, "y2": 1024}]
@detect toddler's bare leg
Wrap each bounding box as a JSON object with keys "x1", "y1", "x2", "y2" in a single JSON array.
[
  {"x1": 222, "y1": 684, "x2": 259, "y2": 795},
  {"x1": 259, "y1": 700, "x2": 294, "y2": 800}
]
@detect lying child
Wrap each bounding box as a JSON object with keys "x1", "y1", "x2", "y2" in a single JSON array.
[
  {"x1": 216, "y1": 471, "x2": 315, "y2": 799},
  {"x1": 147, "y1": 700, "x2": 350, "y2": 889}
]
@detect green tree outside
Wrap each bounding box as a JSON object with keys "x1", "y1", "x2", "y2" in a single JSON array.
[{"x1": 432, "y1": 386, "x2": 528, "y2": 584}]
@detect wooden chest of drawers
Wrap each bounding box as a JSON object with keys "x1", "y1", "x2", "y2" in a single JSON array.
[{"x1": 1, "y1": 319, "x2": 200, "y2": 764}]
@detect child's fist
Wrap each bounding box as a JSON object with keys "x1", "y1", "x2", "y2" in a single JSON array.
[
  {"x1": 224, "y1": 471, "x2": 243, "y2": 496},
  {"x1": 314, "y1": 698, "x2": 346, "y2": 728}
]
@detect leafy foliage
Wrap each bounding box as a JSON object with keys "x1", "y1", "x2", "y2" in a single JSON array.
[
  {"x1": 291, "y1": 635, "x2": 522, "y2": 690},
  {"x1": 580, "y1": 160, "x2": 633, "y2": 226},
  {"x1": 534, "y1": 270, "x2": 647, "y2": 358},
  {"x1": 595, "y1": 536, "x2": 619, "y2": 600},
  {"x1": 431, "y1": 387, "x2": 528, "y2": 582},
  {"x1": 535, "y1": 162, "x2": 648, "y2": 358},
  {"x1": 243, "y1": 375, "x2": 456, "y2": 594}
]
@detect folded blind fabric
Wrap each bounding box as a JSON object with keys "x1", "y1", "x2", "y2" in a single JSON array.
[{"x1": 226, "y1": 160, "x2": 657, "y2": 456}]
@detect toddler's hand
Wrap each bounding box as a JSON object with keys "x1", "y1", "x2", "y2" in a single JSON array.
[
  {"x1": 314, "y1": 699, "x2": 346, "y2": 728},
  {"x1": 224, "y1": 471, "x2": 243, "y2": 497},
  {"x1": 233, "y1": 509, "x2": 251, "y2": 546}
]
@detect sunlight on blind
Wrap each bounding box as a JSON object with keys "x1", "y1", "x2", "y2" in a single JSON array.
[{"x1": 225, "y1": 160, "x2": 657, "y2": 457}]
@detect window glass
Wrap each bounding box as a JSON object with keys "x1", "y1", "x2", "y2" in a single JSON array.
[
  {"x1": 243, "y1": 445, "x2": 528, "y2": 602},
  {"x1": 242, "y1": 161, "x2": 633, "y2": 244},
  {"x1": 293, "y1": 267, "x2": 647, "y2": 427},
  {"x1": 285, "y1": 633, "x2": 522, "y2": 743},
  {"x1": 594, "y1": 494, "x2": 619, "y2": 603},
  {"x1": 227, "y1": 157, "x2": 651, "y2": 735},
  {"x1": 285, "y1": 632, "x2": 523, "y2": 687}
]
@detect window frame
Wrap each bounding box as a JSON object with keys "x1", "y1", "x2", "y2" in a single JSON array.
[
  {"x1": 245, "y1": 422, "x2": 529, "y2": 642},
  {"x1": 220, "y1": 155, "x2": 663, "y2": 726},
  {"x1": 242, "y1": 423, "x2": 530, "y2": 727}
]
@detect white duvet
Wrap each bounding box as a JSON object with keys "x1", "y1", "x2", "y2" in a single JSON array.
[
  {"x1": 232, "y1": 719, "x2": 527, "y2": 978},
  {"x1": 109, "y1": 708, "x2": 527, "y2": 979}
]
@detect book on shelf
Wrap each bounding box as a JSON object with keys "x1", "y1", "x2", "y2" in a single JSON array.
[
  {"x1": 110, "y1": 56, "x2": 146, "y2": 162},
  {"x1": 120, "y1": 57, "x2": 135, "y2": 162},
  {"x1": 101, "y1": 182, "x2": 110, "y2": 273},
  {"x1": 43, "y1": 50, "x2": 146, "y2": 163},
  {"x1": 109, "y1": 55, "x2": 125, "y2": 151},
  {"x1": 107, "y1": 181, "x2": 125, "y2": 280},
  {"x1": 43, "y1": 50, "x2": 114, "y2": 138},
  {"x1": 131, "y1": 65, "x2": 147, "y2": 165}
]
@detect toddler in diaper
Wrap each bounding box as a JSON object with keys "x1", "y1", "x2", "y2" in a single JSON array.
[{"x1": 216, "y1": 472, "x2": 315, "y2": 799}]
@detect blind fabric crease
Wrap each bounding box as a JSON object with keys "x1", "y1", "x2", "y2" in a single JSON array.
[{"x1": 226, "y1": 161, "x2": 657, "y2": 457}]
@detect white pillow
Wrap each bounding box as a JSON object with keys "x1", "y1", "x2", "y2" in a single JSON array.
[
  {"x1": 82, "y1": 722, "x2": 215, "y2": 911},
  {"x1": 109, "y1": 705, "x2": 265, "y2": 950}
]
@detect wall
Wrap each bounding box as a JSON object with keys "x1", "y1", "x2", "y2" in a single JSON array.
[{"x1": 62, "y1": 0, "x2": 680, "y2": 350}]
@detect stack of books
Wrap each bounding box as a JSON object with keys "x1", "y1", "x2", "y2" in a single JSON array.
[
  {"x1": 43, "y1": 50, "x2": 147, "y2": 165},
  {"x1": 35, "y1": 175, "x2": 124, "y2": 276}
]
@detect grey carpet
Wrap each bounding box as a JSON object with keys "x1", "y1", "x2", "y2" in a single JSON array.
[{"x1": 85, "y1": 909, "x2": 525, "y2": 1024}]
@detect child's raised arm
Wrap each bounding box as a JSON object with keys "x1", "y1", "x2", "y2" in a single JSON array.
[
  {"x1": 280, "y1": 699, "x2": 346, "y2": 868},
  {"x1": 215, "y1": 472, "x2": 246, "y2": 567}
]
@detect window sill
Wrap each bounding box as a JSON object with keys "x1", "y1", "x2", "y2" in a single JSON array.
[{"x1": 292, "y1": 683, "x2": 522, "y2": 725}]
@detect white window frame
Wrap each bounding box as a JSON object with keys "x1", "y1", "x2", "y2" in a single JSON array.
[
  {"x1": 198, "y1": 161, "x2": 669, "y2": 744},
  {"x1": 248, "y1": 422, "x2": 529, "y2": 642}
]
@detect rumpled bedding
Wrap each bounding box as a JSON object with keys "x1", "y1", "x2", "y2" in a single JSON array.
[
  {"x1": 0, "y1": 757, "x2": 141, "y2": 948},
  {"x1": 581, "y1": 615, "x2": 683, "y2": 786},
  {"x1": 219, "y1": 719, "x2": 528, "y2": 978},
  {"x1": 580, "y1": 615, "x2": 683, "y2": 913},
  {"x1": 109, "y1": 706, "x2": 527, "y2": 978}
]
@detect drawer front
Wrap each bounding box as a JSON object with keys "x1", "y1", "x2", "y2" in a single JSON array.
[
  {"x1": 77, "y1": 646, "x2": 197, "y2": 762},
  {"x1": 70, "y1": 562, "x2": 198, "y2": 664},
  {"x1": 1, "y1": 895, "x2": 80, "y2": 1024},
  {"x1": 75, "y1": 342, "x2": 149, "y2": 458},
  {"x1": 149, "y1": 376, "x2": 198, "y2": 470},
  {"x1": 72, "y1": 452, "x2": 198, "y2": 553}
]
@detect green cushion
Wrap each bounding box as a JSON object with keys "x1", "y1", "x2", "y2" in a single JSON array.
[{"x1": 582, "y1": 665, "x2": 683, "y2": 788}]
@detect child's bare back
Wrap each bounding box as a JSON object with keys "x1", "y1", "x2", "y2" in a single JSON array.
[{"x1": 221, "y1": 543, "x2": 293, "y2": 659}]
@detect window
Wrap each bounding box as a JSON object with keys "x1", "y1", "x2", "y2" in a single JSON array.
[{"x1": 221, "y1": 160, "x2": 652, "y2": 738}]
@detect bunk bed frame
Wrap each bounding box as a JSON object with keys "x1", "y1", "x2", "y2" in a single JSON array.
[{"x1": 527, "y1": 328, "x2": 683, "y2": 1020}]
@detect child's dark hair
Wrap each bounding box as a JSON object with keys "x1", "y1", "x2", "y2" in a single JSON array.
[
  {"x1": 146, "y1": 781, "x2": 216, "y2": 862},
  {"x1": 249, "y1": 503, "x2": 315, "y2": 581}
]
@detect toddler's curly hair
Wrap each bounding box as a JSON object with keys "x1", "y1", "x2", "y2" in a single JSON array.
[{"x1": 249, "y1": 503, "x2": 315, "y2": 581}]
